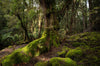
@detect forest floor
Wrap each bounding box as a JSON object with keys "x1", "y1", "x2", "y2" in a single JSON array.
[
  {"x1": 0, "y1": 44, "x2": 27, "y2": 59},
  {"x1": 0, "y1": 32, "x2": 100, "y2": 66},
  {"x1": 0, "y1": 43, "x2": 65, "y2": 66}
]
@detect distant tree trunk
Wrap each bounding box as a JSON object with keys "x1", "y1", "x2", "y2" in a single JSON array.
[
  {"x1": 38, "y1": 13, "x2": 42, "y2": 38},
  {"x1": 83, "y1": 0, "x2": 88, "y2": 32},
  {"x1": 85, "y1": 0, "x2": 88, "y2": 29},
  {"x1": 70, "y1": 0, "x2": 75, "y2": 33},
  {"x1": 92, "y1": 0, "x2": 100, "y2": 31},
  {"x1": 89, "y1": 0, "x2": 100, "y2": 31},
  {"x1": 88, "y1": 0, "x2": 93, "y2": 31}
]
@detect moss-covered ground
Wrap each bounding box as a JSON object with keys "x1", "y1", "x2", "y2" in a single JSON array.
[{"x1": 0, "y1": 32, "x2": 100, "y2": 66}]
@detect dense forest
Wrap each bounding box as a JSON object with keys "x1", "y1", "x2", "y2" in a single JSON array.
[{"x1": 0, "y1": 0, "x2": 100, "y2": 66}]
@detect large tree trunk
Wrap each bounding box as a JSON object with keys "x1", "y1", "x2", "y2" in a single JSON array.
[{"x1": 39, "y1": 0, "x2": 60, "y2": 48}]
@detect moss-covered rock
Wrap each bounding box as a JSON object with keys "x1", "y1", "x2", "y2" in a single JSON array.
[
  {"x1": 35, "y1": 57, "x2": 77, "y2": 66},
  {"x1": 2, "y1": 49, "x2": 31, "y2": 66},
  {"x1": 65, "y1": 48, "x2": 83, "y2": 61},
  {"x1": 48, "y1": 57, "x2": 77, "y2": 66},
  {"x1": 34, "y1": 61, "x2": 47, "y2": 66},
  {"x1": 79, "y1": 55, "x2": 99, "y2": 66}
]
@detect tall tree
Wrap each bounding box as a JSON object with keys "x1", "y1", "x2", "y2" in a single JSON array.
[
  {"x1": 39, "y1": 0, "x2": 73, "y2": 47},
  {"x1": 11, "y1": 0, "x2": 30, "y2": 41}
]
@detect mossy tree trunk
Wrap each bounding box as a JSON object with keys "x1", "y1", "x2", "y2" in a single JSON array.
[{"x1": 39, "y1": 0, "x2": 59, "y2": 48}]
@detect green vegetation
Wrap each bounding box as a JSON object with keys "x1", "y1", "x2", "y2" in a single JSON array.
[
  {"x1": 35, "y1": 61, "x2": 47, "y2": 66},
  {"x1": 1, "y1": 32, "x2": 47, "y2": 66},
  {"x1": 0, "y1": 0, "x2": 100, "y2": 66},
  {"x1": 65, "y1": 48, "x2": 83, "y2": 61},
  {"x1": 35, "y1": 57, "x2": 77, "y2": 66},
  {"x1": 57, "y1": 46, "x2": 70, "y2": 57}
]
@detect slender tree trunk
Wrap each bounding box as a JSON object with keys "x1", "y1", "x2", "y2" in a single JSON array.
[
  {"x1": 70, "y1": 0, "x2": 75, "y2": 33},
  {"x1": 88, "y1": 0, "x2": 93, "y2": 31},
  {"x1": 16, "y1": 14, "x2": 30, "y2": 41},
  {"x1": 38, "y1": 13, "x2": 42, "y2": 38},
  {"x1": 83, "y1": 12, "x2": 86, "y2": 32}
]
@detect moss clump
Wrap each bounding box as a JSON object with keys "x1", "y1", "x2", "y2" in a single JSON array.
[
  {"x1": 72, "y1": 42, "x2": 85, "y2": 47},
  {"x1": 65, "y1": 48, "x2": 83, "y2": 61},
  {"x1": 79, "y1": 55, "x2": 99, "y2": 65},
  {"x1": 35, "y1": 57, "x2": 77, "y2": 66},
  {"x1": 48, "y1": 57, "x2": 77, "y2": 66},
  {"x1": 57, "y1": 46, "x2": 70, "y2": 57},
  {"x1": 50, "y1": 31, "x2": 60, "y2": 48},
  {"x1": 8, "y1": 46, "x2": 13, "y2": 48},
  {"x1": 68, "y1": 35, "x2": 80, "y2": 41},
  {"x1": 57, "y1": 51, "x2": 66, "y2": 57},
  {"x1": 2, "y1": 49, "x2": 31, "y2": 66},
  {"x1": 34, "y1": 61, "x2": 47, "y2": 66}
]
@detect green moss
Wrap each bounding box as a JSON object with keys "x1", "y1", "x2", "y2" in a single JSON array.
[
  {"x1": 79, "y1": 55, "x2": 99, "y2": 65},
  {"x1": 57, "y1": 51, "x2": 66, "y2": 57},
  {"x1": 72, "y1": 42, "x2": 85, "y2": 47},
  {"x1": 2, "y1": 49, "x2": 31, "y2": 66},
  {"x1": 69, "y1": 35, "x2": 80, "y2": 41},
  {"x1": 1, "y1": 31, "x2": 60, "y2": 66},
  {"x1": 65, "y1": 48, "x2": 83, "y2": 61},
  {"x1": 50, "y1": 32, "x2": 60, "y2": 47},
  {"x1": 35, "y1": 61, "x2": 47, "y2": 66},
  {"x1": 1, "y1": 32, "x2": 47, "y2": 66},
  {"x1": 68, "y1": 32, "x2": 100, "y2": 42},
  {"x1": 57, "y1": 46, "x2": 70, "y2": 57},
  {"x1": 62, "y1": 46, "x2": 71, "y2": 50},
  {"x1": 35, "y1": 57, "x2": 77, "y2": 66},
  {"x1": 48, "y1": 57, "x2": 77, "y2": 66},
  {"x1": 8, "y1": 46, "x2": 13, "y2": 48}
]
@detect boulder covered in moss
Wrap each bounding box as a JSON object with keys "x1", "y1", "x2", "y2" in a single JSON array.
[
  {"x1": 65, "y1": 47, "x2": 83, "y2": 61},
  {"x1": 1, "y1": 49, "x2": 31, "y2": 66},
  {"x1": 35, "y1": 57, "x2": 77, "y2": 66},
  {"x1": 34, "y1": 61, "x2": 47, "y2": 66},
  {"x1": 48, "y1": 57, "x2": 77, "y2": 66}
]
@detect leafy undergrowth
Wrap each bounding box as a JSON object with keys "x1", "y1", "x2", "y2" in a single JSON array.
[{"x1": 0, "y1": 32, "x2": 100, "y2": 66}]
